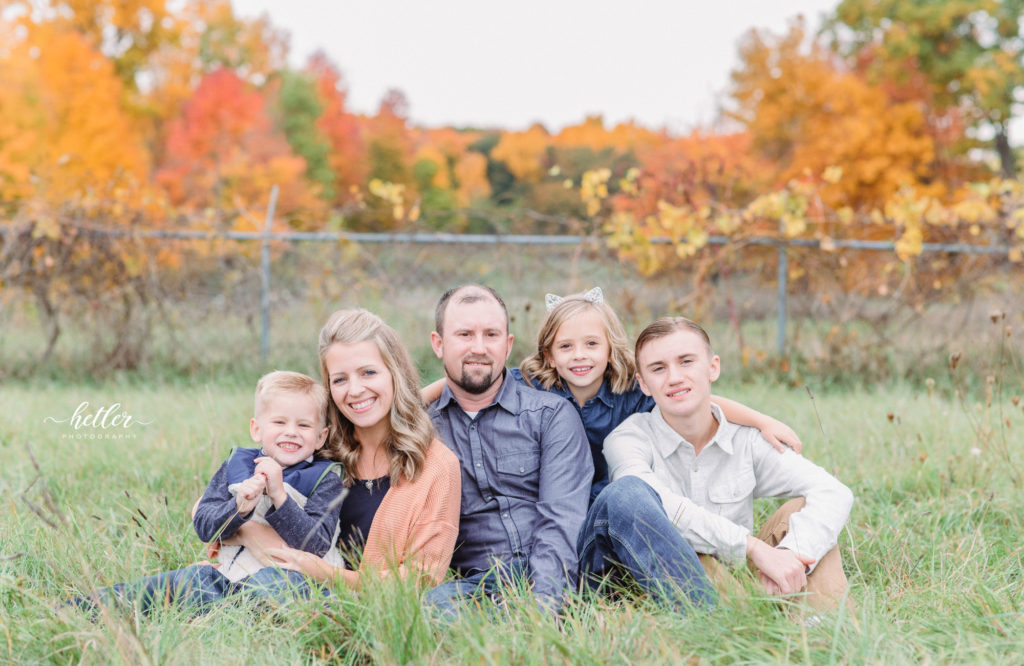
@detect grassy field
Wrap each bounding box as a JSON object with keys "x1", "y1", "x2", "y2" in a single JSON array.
[{"x1": 3, "y1": 365, "x2": 1022, "y2": 664}]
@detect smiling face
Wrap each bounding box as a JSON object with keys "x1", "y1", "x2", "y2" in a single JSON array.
[
  {"x1": 545, "y1": 308, "x2": 610, "y2": 404},
  {"x1": 324, "y1": 340, "x2": 395, "y2": 440},
  {"x1": 636, "y1": 328, "x2": 720, "y2": 433},
  {"x1": 431, "y1": 292, "x2": 513, "y2": 397},
  {"x1": 250, "y1": 391, "x2": 328, "y2": 467}
]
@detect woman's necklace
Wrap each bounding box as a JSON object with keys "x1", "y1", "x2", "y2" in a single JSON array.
[{"x1": 357, "y1": 446, "x2": 387, "y2": 492}]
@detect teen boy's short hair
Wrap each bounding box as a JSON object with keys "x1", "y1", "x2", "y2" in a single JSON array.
[
  {"x1": 254, "y1": 370, "x2": 329, "y2": 426},
  {"x1": 634, "y1": 317, "x2": 714, "y2": 369}
]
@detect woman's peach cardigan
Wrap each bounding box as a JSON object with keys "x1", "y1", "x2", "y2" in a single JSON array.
[{"x1": 358, "y1": 438, "x2": 461, "y2": 584}]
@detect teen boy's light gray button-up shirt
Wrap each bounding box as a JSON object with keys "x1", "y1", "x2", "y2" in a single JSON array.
[{"x1": 604, "y1": 403, "x2": 854, "y2": 569}]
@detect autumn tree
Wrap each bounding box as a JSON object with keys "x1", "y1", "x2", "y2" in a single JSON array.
[
  {"x1": 491, "y1": 124, "x2": 551, "y2": 183},
  {"x1": 351, "y1": 89, "x2": 417, "y2": 229},
  {"x1": 730, "y1": 19, "x2": 937, "y2": 210},
  {"x1": 826, "y1": 0, "x2": 1024, "y2": 178},
  {"x1": 366, "y1": 89, "x2": 415, "y2": 185},
  {"x1": 0, "y1": 21, "x2": 164, "y2": 367},
  {"x1": 156, "y1": 68, "x2": 319, "y2": 228},
  {"x1": 194, "y1": 0, "x2": 288, "y2": 83},
  {"x1": 307, "y1": 52, "x2": 367, "y2": 207},
  {"x1": 272, "y1": 70, "x2": 336, "y2": 200},
  {"x1": 3, "y1": 0, "x2": 179, "y2": 91},
  {"x1": 0, "y1": 24, "x2": 149, "y2": 207}
]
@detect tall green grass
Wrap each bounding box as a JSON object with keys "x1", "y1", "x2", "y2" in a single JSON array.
[{"x1": 3, "y1": 371, "x2": 1022, "y2": 664}]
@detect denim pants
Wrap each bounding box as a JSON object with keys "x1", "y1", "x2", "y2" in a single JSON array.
[
  {"x1": 72, "y1": 564, "x2": 311, "y2": 615},
  {"x1": 424, "y1": 555, "x2": 531, "y2": 619},
  {"x1": 577, "y1": 476, "x2": 716, "y2": 612}
]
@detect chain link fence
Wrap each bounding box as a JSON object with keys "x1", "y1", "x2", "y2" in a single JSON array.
[{"x1": 2, "y1": 220, "x2": 1020, "y2": 384}]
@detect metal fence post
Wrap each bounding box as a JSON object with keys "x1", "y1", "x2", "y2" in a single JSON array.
[
  {"x1": 776, "y1": 225, "x2": 788, "y2": 357},
  {"x1": 260, "y1": 185, "x2": 279, "y2": 365}
]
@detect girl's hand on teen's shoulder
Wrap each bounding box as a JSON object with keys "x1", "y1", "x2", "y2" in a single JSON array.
[{"x1": 760, "y1": 417, "x2": 803, "y2": 454}]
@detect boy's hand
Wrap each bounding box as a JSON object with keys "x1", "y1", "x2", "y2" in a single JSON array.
[
  {"x1": 254, "y1": 457, "x2": 287, "y2": 508},
  {"x1": 235, "y1": 475, "x2": 266, "y2": 515},
  {"x1": 746, "y1": 536, "x2": 815, "y2": 595}
]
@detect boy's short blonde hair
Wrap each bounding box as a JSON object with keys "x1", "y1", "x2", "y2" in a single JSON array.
[{"x1": 254, "y1": 370, "x2": 329, "y2": 427}]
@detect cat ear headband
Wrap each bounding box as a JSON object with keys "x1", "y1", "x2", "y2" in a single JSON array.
[{"x1": 545, "y1": 286, "x2": 604, "y2": 312}]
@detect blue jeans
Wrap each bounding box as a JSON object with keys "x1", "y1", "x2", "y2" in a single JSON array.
[
  {"x1": 577, "y1": 476, "x2": 716, "y2": 612},
  {"x1": 72, "y1": 564, "x2": 311, "y2": 615},
  {"x1": 424, "y1": 556, "x2": 531, "y2": 619}
]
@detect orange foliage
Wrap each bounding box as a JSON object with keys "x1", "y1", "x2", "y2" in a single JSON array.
[
  {"x1": 156, "y1": 69, "x2": 320, "y2": 227},
  {"x1": 413, "y1": 127, "x2": 491, "y2": 205},
  {"x1": 626, "y1": 131, "x2": 771, "y2": 214},
  {"x1": 491, "y1": 123, "x2": 551, "y2": 183},
  {"x1": 553, "y1": 115, "x2": 662, "y2": 152},
  {"x1": 0, "y1": 25, "x2": 148, "y2": 207},
  {"x1": 364, "y1": 89, "x2": 415, "y2": 186},
  {"x1": 307, "y1": 52, "x2": 367, "y2": 205},
  {"x1": 453, "y1": 151, "x2": 491, "y2": 207},
  {"x1": 731, "y1": 20, "x2": 938, "y2": 209}
]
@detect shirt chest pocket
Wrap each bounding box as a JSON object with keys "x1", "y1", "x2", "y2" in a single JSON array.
[
  {"x1": 494, "y1": 450, "x2": 540, "y2": 500},
  {"x1": 707, "y1": 469, "x2": 755, "y2": 512}
]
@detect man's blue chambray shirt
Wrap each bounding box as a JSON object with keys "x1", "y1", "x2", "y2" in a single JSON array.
[
  {"x1": 429, "y1": 371, "x2": 592, "y2": 603},
  {"x1": 509, "y1": 368, "x2": 653, "y2": 499}
]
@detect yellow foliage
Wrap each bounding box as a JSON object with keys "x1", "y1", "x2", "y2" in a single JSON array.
[
  {"x1": 554, "y1": 115, "x2": 662, "y2": 152},
  {"x1": 491, "y1": 124, "x2": 550, "y2": 183},
  {"x1": 580, "y1": 169, "x2": 612, "y2": 218},
  {"x1": 895, "y1": 226, "x2": 924, "y2": 261}
]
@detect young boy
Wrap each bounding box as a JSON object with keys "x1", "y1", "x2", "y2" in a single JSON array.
[
  {"x1": 578, "y1": 317, "x2": 854, "y2": 612},
  {"x1": 193, "y1": 370, "x2": 344, "y2": 582},
  {"x1": 75, "y1": 370, "x2": 345, "y2": 613}
]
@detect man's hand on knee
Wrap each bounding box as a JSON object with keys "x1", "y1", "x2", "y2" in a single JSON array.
[{"x1": 746, "y1": 536, "x2": 815, "y2": 596}]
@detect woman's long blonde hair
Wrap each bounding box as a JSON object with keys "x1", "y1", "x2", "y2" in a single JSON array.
[
  {"x1": 318, "y1": 308, "x2": 434, "y2": 487},
  {"x1": 520, "y1": 295, "x2": 636, "y2": 394}
]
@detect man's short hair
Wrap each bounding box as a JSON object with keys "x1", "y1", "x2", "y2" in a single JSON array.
[
  {"x1": 434, "y1": 284, "x2": 509, "y2": 336},
  {"x1": 254, "y1": 370, "x2": 329, "y2": 426},
  {"x1": 634, "y1": 317, "x2": 713, "y2": 369}
]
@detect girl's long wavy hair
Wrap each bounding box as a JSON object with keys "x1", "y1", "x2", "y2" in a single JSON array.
[
  {"x1": 318, "y1": 308, "x2": 434, "y2": 487},
  {"x1": 519, "y1": 295, "x2": 636, "y2": 395}
]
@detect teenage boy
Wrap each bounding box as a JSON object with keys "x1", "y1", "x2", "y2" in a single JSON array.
[{"x1": 578, "y1": 317, "x2": 854, "y2": 611}]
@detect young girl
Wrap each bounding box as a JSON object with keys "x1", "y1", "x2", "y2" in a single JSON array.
[{"x1": 514, "y1": 287, "x2": 803, "y2": 500}]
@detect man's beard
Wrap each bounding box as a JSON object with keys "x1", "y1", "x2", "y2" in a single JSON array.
[{"x1": 449, "y1": 359, "x2": 500, "y2": 395}]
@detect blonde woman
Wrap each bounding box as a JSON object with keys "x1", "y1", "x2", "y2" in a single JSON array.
[{"x1": 224, "y1": 308, "x2": 461, "y2": 590}]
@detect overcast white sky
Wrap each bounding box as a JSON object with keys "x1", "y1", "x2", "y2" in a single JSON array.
[{"x1": 232, "y1": 1, "x2": 839, "y2": 133}]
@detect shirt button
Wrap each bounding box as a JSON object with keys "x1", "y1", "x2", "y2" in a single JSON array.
[
  {"x1": 519, "y1": 466, "x2": 525, "y2": 473},
  {"x1": 475, "y1": 463, "x2": 481, "y2": 468},
  {"x1": 502, "y1": 513, "x2": 509, "y2": 518},
  {"x1": 485, "y1": 496, "x2": 492, "y2": 501}
]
